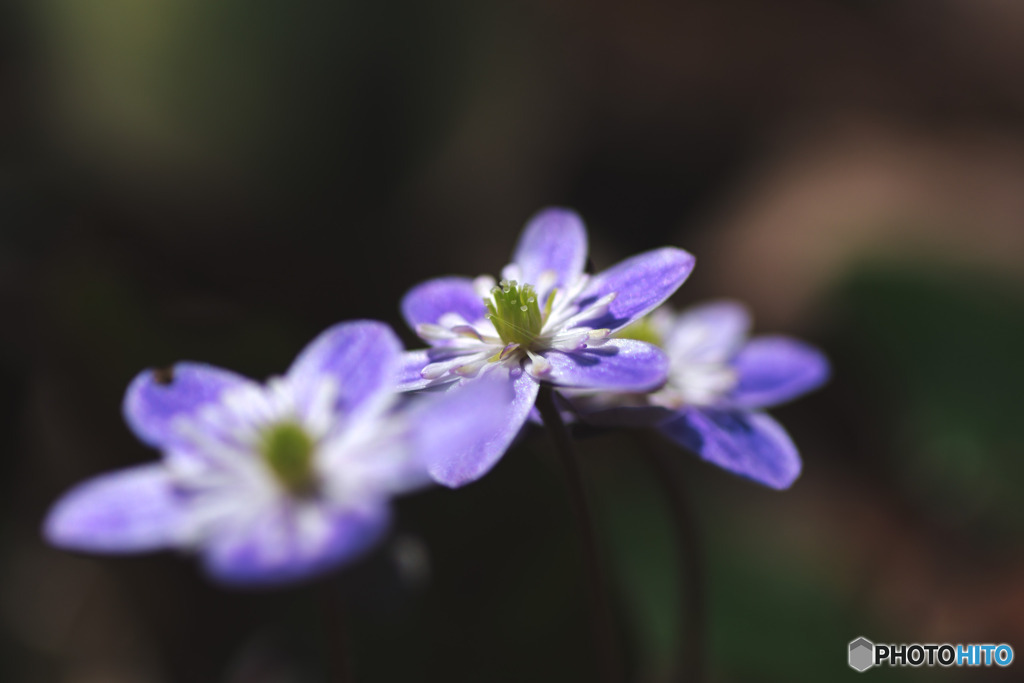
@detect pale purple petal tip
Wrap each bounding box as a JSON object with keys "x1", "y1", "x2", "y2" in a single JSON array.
[
  {"x1": 577, "y1": 247, "x2": 696, "y2": 332},
  {"x1": 512, "y1": 208, "x2": 588, "y2": 291},
  {"x1": 730, "y1": 336, "x2": 830, "y2": 409},
  {"x1": 401, "y1": 277, "x2": 488, "y2": 333},
  {"x1": 287, "y1": 320, "x2": 403, "y2": 419},
  {"x1": 123, "y1": 362, "x2": 254, "y2": 450},
  {"x1": 427, "y1": 369, "x2": 539, "y2": 488},
  {"x1": 202, "y1": 503, "x2": 391, "y2": 587},
  {"x1": 666, "y1": 300, "x2": 751, "y2": 362},
  {"x1": 397, "y1": 349, "x2": 434, "y2": 392},
  {"x1": 659, "y1": 408, "x2": 801, "y2": 489},
  {"x1": 541, "y1": 339, "x2": 669, "y2": 392},
  {"x1": 44, "y1": 464, "x2": 182, "y2": 553}
]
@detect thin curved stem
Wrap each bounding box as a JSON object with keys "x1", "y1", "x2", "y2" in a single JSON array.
[
  {"x1": 638, "y1": 433, "x2": 706, "y2": 683},
  {"x1": 535, "y1": 385, "x2": 621, "y2": 683}
]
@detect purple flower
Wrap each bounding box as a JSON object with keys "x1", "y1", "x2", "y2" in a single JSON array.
[
  {"x1": 583, "y1": 302, "x2": 829, "y2": 489},
  {"x1": 43, "y1": 321, "x2": 509, "y2": 587},
  {"x1": 399, "y1": 208, "x2": 695, "y2": 487}
]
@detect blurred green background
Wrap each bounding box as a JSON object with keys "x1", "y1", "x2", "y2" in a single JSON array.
[{"x1": 2, "y1": 0, "x2": 1024, "y2": 681}]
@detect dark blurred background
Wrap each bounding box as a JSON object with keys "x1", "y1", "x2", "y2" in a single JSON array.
[{"x1": 3, "y1": 0, "x2": 1024, "y2": 681}]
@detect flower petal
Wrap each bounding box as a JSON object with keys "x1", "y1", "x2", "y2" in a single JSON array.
[
  {"x1": 397, "y1": 348, "x2": 472, "y2": 392},
  {"x1": 540, "y1": 339, "x2": 669, "y2": 391},
  {"x1": 666, "y1": 300, "x2": 751, "y2": 363},
  {"x1": 730, "y1": 336, "x2": 830, "y2": 409},
  {"x1": 43, "y1": 464, "x2": 183, "y2": 553},
  {"x1": 123, "y1": 364, "x2": 255, "y2": 450},
  {"x1": 576, "y1": 247, "x2": 695, "y2": 332},
  {"x1": 408, "y1": 373, "x2": 517, "y2": 481},
  {"x1": 401, "y1": 277, "x2": 488, "y2": 332},
  {"x1": 511, "y1": 208, "x2": 588, "y2": 292},
  {"x1": 287, "y1": 320, "x2": 402, "y2": 420},
  {"x1": 397, "y1": 349, "x2": 433, "y2": 391},
  {"x1": 426, "y1": 368, "x2": 539, "y2": 487},
  {"x1": 202, "y1": 502, "x2": 390, "y2": 587},
  {"x1": 658, "y1": 408, "x2": 801, "y2": 489}
]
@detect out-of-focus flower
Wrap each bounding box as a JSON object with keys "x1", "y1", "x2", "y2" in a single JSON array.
[
  {"x1": 400, "y1": 208, "x2": 694, "y2": 487},
  {"x1": 44, "y1": 321, "x2": 509, "y2": 587},
  {"x1": 579, "y1": 302, "x2": 829, "y2": 489}
]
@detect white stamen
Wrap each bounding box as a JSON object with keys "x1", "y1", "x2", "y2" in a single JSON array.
[
  {"x1": 527, "y1": 351, "x2": 551, "y2": 376},
  {"x1": 548, "y1": 330, "x2": 591, "y2": 351},
  {"x1": 421, "y1": 351, "x2": 491, "y2": 379},
  {"x1": 653, "y1": 362, "x2": 738, "y2": 408},
  {"x1": 437, "y1": 312, "x2": 470, "y2": 328},
  {"x1": 451, "y1": 325, "x2": 484, "y2": 340},
  {"x1": 421, "y1": 361, "x2": 456, "y2": 379},
  {"x1": 548, "y1": 292, "x2": 617, "y2": 332},
  {"x1": 536, "y1": 269, "x2": 558, "y2": 296},
  {"x1": 416, "y1": 323, "x2": 457, "y2": 341},
  {"x1": 498, "y1": 342, "x2": 520, "y2": 360},
  {"x1": 501, "y1": 263, "x2": 522, "y2": 283},
  {"x1": 473, "y1": 275, "x2": 497, "y2": 299},
  {"x1": 453, "y1": 357, "x2": 489, "y2": 377}
]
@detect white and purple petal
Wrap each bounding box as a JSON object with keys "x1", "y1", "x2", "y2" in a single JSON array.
[
  {"x1": 123, "y1": 363, "x2": 255, "y2": 451},
  {"x1": 510, "y1": 208, "x2": 588, "y2": 292},
  {"x1": 666, "y1": 300, "x2": 751, "y2": 363},
  {"x1": 202, "y1": 502, "x2": 390, "y2": 587},
  {"x1": 538, "y1": 339, "x2": 669, "y2": 392},
  {"x1": 576, "y1": 248, "x2": 695, "y2": 332},
  {"x1": 658, "y1": 408, "x2": 801, "y2": 489},
  {"x1": 729, "y1": 336, "x2": 830, "y2": 409},
  {"x1": 287, "y1": 320, "x2": 403, "y2": 421},
  {"x1": 401, "y1": 277, "x2": 488, "y2": 334},
  {"x1": 425, "y1": 368, "x2": 539, "y2": 488},
  {"x1": 44, "y1": 464, "x2": 183, "y2": 553},
  {"x1": 397, "y1": 349, "x2": 435, "y2": 392},
  {"x1": 407, "y1": 374, "x2": 517, "y2": 481}
]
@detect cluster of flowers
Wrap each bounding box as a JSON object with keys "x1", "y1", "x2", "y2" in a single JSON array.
[{"x1": 44, "y1": 209, "x2": 828, "y2": 586}]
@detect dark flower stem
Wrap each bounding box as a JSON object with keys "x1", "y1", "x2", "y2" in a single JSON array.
[
  {"x1": 535, "y1": 385, "x2": 620, "y2": 683},
  {"x1": 321, "y1": 582, "x2": 353, "y2": 683},
  {"x1": 638, "y1": 433, "x2": 706, "y2": 683}
]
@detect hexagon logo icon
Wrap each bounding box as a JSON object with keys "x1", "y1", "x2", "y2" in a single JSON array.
[{"x1": 849, "y1": 637, "x2": 874, "y2": 672}]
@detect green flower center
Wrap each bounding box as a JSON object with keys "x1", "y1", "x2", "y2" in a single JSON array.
[
  {"x1": 260, "y1": 421, "x2": 317, "y2": 494},
  {"x1": 485, "y1": 280, "x2": 551, "y2": 347}
]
